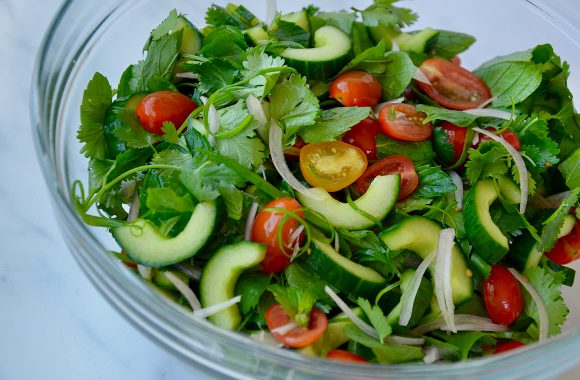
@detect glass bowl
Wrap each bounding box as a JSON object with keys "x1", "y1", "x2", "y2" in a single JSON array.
[{"x1": 31, "y1": 0, "x2": 580, "y2": 378}]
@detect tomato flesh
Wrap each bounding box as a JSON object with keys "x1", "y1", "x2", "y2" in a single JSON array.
[
  {"x1": 342, "y1": 117, "x2": 382, "y2": 161},
  {"x1": 493, "y1": 341, "x2": 526, "y2": 354},
  {"x1": 265, "y1": 304, "x2": 328, "y2": 348},
  {"x1": 378, "y1": 103, "x2": 433, "y2": 142},
  {"x1": 417, "y1": 58, "x2": 492, "y2": 110},
  {"x1": 136, "y1": 90, "x2": 197, "y2": 134},
  {"x1": 355, "y1": 155, "x2": 418, "y2": 200},
  {"x1": 329, "y1": 71, "x2": 382, "y2": 107},
  {"x1": 545, "y1": 221, "x2": 580, "y2": 265},
  {"x1": 300, "y1": 141, "x2": 368, "y2": 192},
  {"x1": 437, "y1": 121, "x2": 468, "y2": 166},
  {"x1": 483, "y1": 265, "x2": 524, "y2": 325},
  {"x1": 327, "y1": 349, "x2": 368, "y2": 363},
  {"x1": 477, "y1": 129, "x2": 521, "y2": 151},
  {"x1": 251, "y1": 198, "x2": 304, "y2": 274}
]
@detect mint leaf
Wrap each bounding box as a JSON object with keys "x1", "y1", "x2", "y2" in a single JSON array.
[
  {"x1": 559, "y1": 148, "x2": 580, "y2": 189},
  {"x1": 145, "y1": 187, "x2": 196, "y2": 214},
  {"x1": 268, "y1": 285, "x2": 318, "y2": 328},
  {"x1": 142, "y1": 33, "x2": 181, "y2": 85},
  {"x1": 184, "y1": 58, "x2": 237, "y2": 95},
  {"x1": 78, "y1": 72, "x2": 113, "y2": 159},
  {"x1": 428, "y1": 30, "x2": 475, "y2": 60},
  {"x1": 523, "y1": 266, "x2": 569, "y2": 338},
  {"x1": 414, "y1": 165, "x2": 456, "y2": 198},
  {"x1": 299, "y1": 107, "x2": 371, "y2": 143},
  {"x1": 235, "y1": 272, "x2": 272, "y2": 315},
  {"x1": 416, "y1": 104, "x2": 478, "y2": 126},
  {"x1": 219, "y1": 184, "x2": 244, "y2": 220},
  {"x1": 200, "y1": 26, "x2": 248, "y2": 65},
  {"x1": 375, "y1": 134, "x2": 436, "y2": 165},
  {"x1": 357, "y1": 298, "x2": 392, "y2": 342},
  {"x1": 476, "y1": 62, "x2": 542, "y2": 108},
  {"x1": 269, "y1": 74, "x2": 320, "y2": 136}
]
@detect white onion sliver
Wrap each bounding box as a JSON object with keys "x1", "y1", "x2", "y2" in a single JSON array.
[
  {"x1": 334, "y1": 233, "x2": 340, "y2": 252},
  {"x1": 399, "y1": 250, "x2": 436, "y2": 326},
  {"x1": 193, "y1": 295, "x2": 242, "y2": 319},
  {"x1": 244, "y1": 202, "x2": 260, "y2": 241},
  {"x1": 172, "y1": 263, "x2": 202, "y2": 280},
  {"x1": 137, "y1": 265, "x2": 152, "y2": 280},
  {"x1": 374, "y1": 98, "x2": 405, "y2": 114},
  {"x1": 463, "y1": 108, "x2": 512, "y2": 120},
  {"x1": 289, "y1": 224, "x2": 305, "y2": 262},
  {"x1": 385, "y1": 336, "x2": 425, "y2": 346},
  {"x1": 265, "y1": 0, "x2": 277, "y2": 25},
  {"x1": 441, "y1": 323, "x2": 508, "y2": 332},
  {"x1": 270, "y1": 321, "x2": 298, "y2": 335},
  {"x1": 127, "y1": 191, "x2": 140, "y2": 223},
  {"x1": 250, "y1": 331, "x2": 284, "y2": 347},
  {"x1": 164, "y1": 272, "x2": 202, "y2": 311},
  {"x1": 200, "y1": 96, "x2": 208, "y2": 105},
  {"x1": 208, "y1": 104, "x2": 220, "y2": 134},
  {"x1": 413, "y1": 68, "x2": 432, "y2": 85},
  {"x1": 473, "y1": 127, "x2": 528, "y2": 213},
  {"x1": 324, "y1": 286, "x2": 379, "y2": 340},
  {"x1": 269, "y1": 121, "x2": 323, "y2": 200},
  {"x1": 246, "y1": 95, "x2": 267, "y2": 127},
  {"x1": 434, "y1": 229, "x2": 456, "y2": 333},
  {"x1": 476, "y1": 96, "x2": 497, "y2": 109},
  {"x1": 391, "y1": 39, "x2": 400, "y2": 52},
  {"x1": 175, "y1": 72, "x2": 199, "y2": 80},
  {"x1": 508, "y1": 268, "x2": 549, "y2": 342},
  {"x1": 448, "y1": 171, "x2": 464, "y2": 210},
  {"x1": 423, "y1": 346, "x2": 441, "y2": 364},
  {"x1": 411, "y1": 314, "x2": 507, "y2": 335}
]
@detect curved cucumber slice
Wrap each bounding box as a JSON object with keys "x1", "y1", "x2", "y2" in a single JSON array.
[
  {"x1": 304, "y1": 238, "x2": 386, "y2": 298},
  {"x1": 200, "y1": 242, "x2": 266, "y2": 330},
  {"x1": 394, "y1": 28, "x2": 439, "y2": 53},
  {"x1": 112, "y1": 200, "x2": 217, "y2": 267},
  {"x1": 380, "y1": 216, "x2": 473, "y2": 305},
  {"x1": 298, "y1": 174, "x2": 400, "y2": 230},
  {"x1": 281, "y1": 25, "x2": 352, "y2": 80},
  {"x1": 281, "y1": 10, "x2": 310, "y2": 32}
]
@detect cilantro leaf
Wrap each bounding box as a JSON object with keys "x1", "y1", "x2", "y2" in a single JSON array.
[
  {"x1": 299, "y1": 107, "x2": 371, "y2": 143},
  {"x1": 78, "y1": 72, "x2": 113, "y2": 159},
  {"x1": 268, "y1": 285, "x2": 318, "y2": 328},
  {"x1": 376, "y1": 134, "x2": 435, "y2": 165},
  {"x1": 269, "y1": 74, "x2": 320, "y2": 137},
  {"x1": 357, "y1": 298, "x2": 392, "y2": 342},
  {"x1": 559, "y1": 148, "x2": 580, "y2": 189},
  {"x1": 205, "y1": 4, "x2": 258, "y2": 30},
  {"x1": 523, "y1": 266, "x2": 569, "y2": 338},
  {"x1": 200, "y1": 26, "x2": 248, "y2": 65},
  {"x1": 144, "y1": 9, "x2": 180, "y2": 50},
  {"x1": 241, "y1": 51, "x2": 286, "y2": 98},
  {"x1": 414, "y1": 165, "x2": 456, "y2": 198},
  {"x1": 360, "y1": 0, "x2": 417, "y2": 29},
  {"x1": 142, "y1": 33, "x2": 181, "y2": 85},
  {"x1": 235, "y1": 272, "x2": 272, "y2": 315},
  {"x1": 88, "y1": 158, "x2": 114, "y2": 194},
  {"x1": 465, "y1": 143, "x2": 509, "y2": 185},
  {"x1": 114, "y1": 108, "x2": 157, "y2": 149},
  {"x1": 538, "y1": 189, "x2": 580, "y2": 252}
]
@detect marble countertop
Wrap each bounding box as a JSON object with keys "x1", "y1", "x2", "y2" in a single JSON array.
[{"x1": 0, "y1": 0, "x2": 578, "y2": 379}]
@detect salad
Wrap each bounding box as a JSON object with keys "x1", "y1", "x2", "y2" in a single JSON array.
[{"x1": 73, "y1": 0, "x2": 580, "y2": 364}]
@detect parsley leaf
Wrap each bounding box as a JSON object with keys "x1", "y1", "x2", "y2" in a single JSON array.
[
  {"x1": 269, "y1": 74, "x2": 320, "y2": 137},
  {"x1": 268, "y1": 284, "x2": 318, "y2": 328},
  {"x1": 299, "y1": 107, "x2": 371, "y2": 143},
  {"x1": 376, "y1": 134, "x2": 436, "y2": 165},
  {"x1": 523, "y1": 266, "x2": 569, "y2": 338},
  {"x1": 559, "y1": 148, "x2": 580, "y2": 189},
  {"x1": 78, "y1": 72, "x2": 113, "y2": 159},
  {"x1": 414, "y1": 165, "x2": 456, "y2": 198},
  {"x1": 357, "y1": 298, "x2": 392, "y2": 342}
]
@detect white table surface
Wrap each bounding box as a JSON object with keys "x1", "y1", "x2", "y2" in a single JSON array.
[{"x1": 0, "y1": 0, "x2": 578, "y2": 379}]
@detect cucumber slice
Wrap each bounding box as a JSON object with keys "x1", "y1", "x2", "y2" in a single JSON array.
[
  {"x1": 152, "y1": 269, "x2": 189, "y2": 290},
  {"x1": 304, "y1": 238, "x2": 386, "y2": 298},
  {"x1": 281, "y1": 25, "x2": 352, "y2": 80},
  {"x1": 298, "y1": 319, "x2": 353, "y2": 356},
  {"x1": 112, "y1": 201, "x2": 217, "y2": 267},
  {"x1": 175, "y1": 16, "x2": 203, "y2": 55},
  {"x1": 281, "y1": 10, "x2": 310, "y2": 32},
  {"x1": 394, "y1": 28, "x2": 439, "y2": 53},
  {"x1": 297, "y1": 174, "x2": 400, "y2": 230},
  {"x1": 463, "y1": 179, "x2": 509, "y2": 264},
  {"x1": 200, "y1": 242, "x2": 266, "y2": 330},
  {"x1": 380, "y1": 216, "x2": 473, "y2": 305},
  {"x1": 368, "y1": 25, "x2": 396, "y2": 49},
  {"x1": 244, "y1": 25, "x2": 269, "y2": 45},
  {"x1": 507, "y1": 214, "x2": 577, "y2": 270}
]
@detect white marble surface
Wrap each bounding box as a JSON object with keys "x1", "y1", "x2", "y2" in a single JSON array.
[{"x1": 0, "y1": 0, "x2": 579, "y2": 379}]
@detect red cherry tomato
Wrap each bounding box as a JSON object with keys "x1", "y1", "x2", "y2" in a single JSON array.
[
  {"x1": 251, "y1": 198, "x2": 304, "y2": 274},
  {"x1": 493, "y1": 341, "x2": 526, "y2": 354},
  {"x1": 432, "y1": 121, "x2": 468, "y2": 167},
  {"x1": 284, "y1": 137, "x2": 306, "y2": 160},
  {"x1": 329, "y1": 71, "x2": 382, "y2": 107},
  {"x1": 265, "y1": 304, "x2": 328, "y2": 348},
  {"x1": 355, "y1": 155, "x2": 418, "y2": 200},
  {"x1": 451, "y1": 56, "x2": 462, "y2": 66},
  {"x1": 327, "y1": 349, "x2": 368, "y2": 363},
  {"x1": 417, "y1": 58, "x2": 492, "y2": 110},
  {"x1": 342, "y1": 117, "x2": 382, "y2": 161},
  {"x1": 483, "y1": 265, "x2": 524, "y2": 325},
  {"x1": 545, "y1": 221, "x2": 580, "y2": 265},
  {"x1": 477, "y1": 129, "x2": 521, "y2": 151},
  {"x1": 378, "y1": 103, "x2": 433, "y2": 142},
  {"x1": 136, "y1": 91, "x2": 197, "y2": 134}
]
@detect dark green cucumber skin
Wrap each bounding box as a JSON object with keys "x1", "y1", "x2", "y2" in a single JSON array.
[
  {"x1": 283, "y1": 54, "x2": 352, "y2": 81},
  {"x1": 505, "y1": 231, "x2": 536, "y2": 271},
  {"x1": 463, "y1": 185, "x2": 508, "y2": 264},
  {"x1": 303, "y1": 242, "x2": 385, "y2": 298}
]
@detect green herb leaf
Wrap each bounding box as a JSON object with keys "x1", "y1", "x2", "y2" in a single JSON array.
[
  {"x1": 241, "y1": 51, "x2": 286, "y2": 98},
  {"x1": 145, "y1": 187, "x2": 196, "y2": 214},
  {"x1": 465, "y1": 143, "x2": 509, "y2": 185},
  {"x1": 268, "y1": 284, "x2": 318, "y2": 328},
  {"x1": 142, "y1": 33, "x2": 181, "y2": 85},
  {"x1": 416, "y1": 105, "x2": 478, "y2": 126},
  {"x1": 538, "y1": 189, "x2": 580, "y2": 252},
  {"x1": 414, "y1": 165, "x2": 456, "y2": 198},
  {"x1": 200, "y1": 26, "x2": 248, "y2": 65},
  {"x1": 316, "y1": 11, "x2": 357, "y2": 34},
  {"x1": 559, "y1": 148, "x2": 580, "y2": 189},
  {"x1": 114, "y1": 108, "x2": 157, "y2": 149},
  {"x1": 144, "y1": 9, "x2": 180, "y2": 50},
  {"x1": 432, "y1": 331, "x2": 495, "y2": 360},
  {"x1": 357, "y1": 298, "x2": 392, "y2": 342},
  {"x1": 270, "y1": 74, "x2": 320, "y2": 136},
  {"x1": 269, "y1": 18, "x2": 310, "y2": 47},
  {"x1": 184, "y1": 58, "x2": 237, "y2": 95},
  {"x1": 235, "y1": 272, "x2": 272, "y2": 315},
  {"x1": 476, "y1": 62, "x2": 542, "y2": 108},
  {"x1": 375, "y1": 134, "x2": 436, "y2": 165},
  {"x1": 78, "y1": 72, "x2": 113, "y2": 159},
  {"x1": 428, "y1": 30, "x2": 475, "y2": 60},
  {"x1": 299, "y1": 107, "x2": 371, "y2": 143},
  {"x1": 284, "y1": 264, "x2": 332, "y2": 303},
  {"x1": 219, "y1": 184, "x2": 244, "y2": 220},
  {"x1": 360, "y1": 0, "x2": 417, "y2": 29},
  {"x1": 205, "y1": 4, "x2": 258, "y2": 30}
]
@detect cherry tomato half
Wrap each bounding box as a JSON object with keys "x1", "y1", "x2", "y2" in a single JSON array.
[
  {"x1": 342, "y1": 117, "x2": 382, "y2": 161},
  {"x1": 433, "y1": 121, "x2": 468, "y2": 166},
  {"x1": 136, "y1": 90, "x2": 198, "y2": 134},
  {"x1": 378, "y1": 103, "x2": 433, "y2": 142},
  {"x1": 265, "y1": 304, "x2": 328, "y2": 348},
  {"x1": 417, "y1": 58, "x2": 492, "y2": 110},
  {"x1": 545, "y1": 221, "x2": 580, "y2": 265},
  {"x1": 355, "y1": 155, "x2": 418, "y2": 200},
  {"x1": 299, "y1": 141, "x2": 368, "y2": 192},
  {"x1": 483, "y1": 265, "x2": 524, "y2": 325},
  {"x1": 493, "y1": 341, "x2": 526, "y2": 354},
  {"x1": 327, "y1": 349, "x2": 368, "y2": 363},
  {"x1": 477, "y1": 129, "x2": 521, "y2": 151},
  {"x1": 451, "y1": 56, "x2": 462, "y2": 66},
  {"x1": 329, "y1": 71, "x2": 382, "y2": 107},
  {"x1": 251, "y1": 198, "x2": 304, "y2": 274}
]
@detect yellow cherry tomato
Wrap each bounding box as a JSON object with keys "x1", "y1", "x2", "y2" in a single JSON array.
[{"x1": 299, "y1": 141, "x2": 368, "y2": 192}]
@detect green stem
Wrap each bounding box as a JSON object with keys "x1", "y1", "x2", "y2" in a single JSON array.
[{"x1": 214, "y1": 114, "x2": 254, "y2": 140}]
